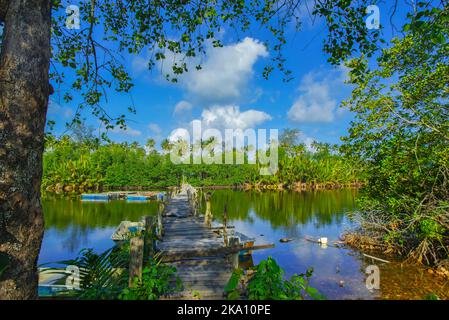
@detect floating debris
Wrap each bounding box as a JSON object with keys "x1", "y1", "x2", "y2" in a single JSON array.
[
  {"x1": 319, "y1": 237, "x2": 328, "y2": 244},
  {"x1": 126, "y1": 195, "x2": 152, "y2": 201},
  {"x1": 81, "y1": 193, "x2": 110, "y2": 201},
  {"x1": 111, "y1": 220, "x2": 145, "y2": 241}
]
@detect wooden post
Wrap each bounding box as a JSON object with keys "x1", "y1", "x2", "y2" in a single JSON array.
[
  {"x1": 158, "y1": 200, "x2": 165, "y2": 216},
  {"x1": 129, "y1": 236, "x2": 144, "y2": 287},
  {"x1": 223, "y1": 204, "x2": 228, "y2": 246},
  {"x1": 228, "y1": 237, "x2": 240, "y2": 270},
  {"x1": 198, "y1": 188, "x2": 202, "y2": 210},
  {"x1": 157, "y1": 202, "x2": 164, "y2": 238},
  {"x1": 144, "y1": 216, "x2": 155, "y2": 262},
  {"x1": 204, "y1": 192, "x2": 212, "y2": 228},
  {"x1": 192, "y1": 190, "x2": 198, "y2": 216}
]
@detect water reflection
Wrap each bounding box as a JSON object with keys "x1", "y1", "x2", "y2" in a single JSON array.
[
  {"x1": 207, "y1": 189, "x2": 448, "y2": 300},
  {"x1": 39, "y1": 190, "x2": 448, "y2": 299},
  {"x1": 208, "y1": 189, "x2": 355, "y2": 229},
  {"x1": 40, "y1": 197, "x2": 158, "y2": 264},
  {"x1": 208, "y1": 189, "x2": 371, "y2": 299}
]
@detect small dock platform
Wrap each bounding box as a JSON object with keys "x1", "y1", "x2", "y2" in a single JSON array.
[
  {"x1": 81, "y1": 191, "x2": 163, "y2": 202},
  {"x1": 115, "y1": 183, "x2": 274, "y2": 300}
]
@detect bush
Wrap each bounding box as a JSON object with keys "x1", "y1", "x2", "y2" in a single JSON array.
[{"x1": 225, "y1": 257, "x2": 324, "y2": 300}]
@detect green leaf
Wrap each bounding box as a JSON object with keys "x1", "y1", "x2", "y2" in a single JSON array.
[{"x1": 224, "y1": 268, "x2": 243, "y2": 293}]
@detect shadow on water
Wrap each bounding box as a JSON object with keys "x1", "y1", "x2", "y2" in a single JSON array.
[{"x1": 39, "y1": 190, "x2": 448, "y2": 299}]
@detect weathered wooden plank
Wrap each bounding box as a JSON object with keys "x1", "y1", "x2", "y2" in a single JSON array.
[
  {"x1": 158, "y1": 187, "x2": 242, "y2": 300},
  {"x1": 163, "y1": 226, "x2": 209, "y2": 231},
  {"x1": 162, "y1": 237, "x2": 221, "y2": 243},
  {"x1": 175, "y1": 263, "x2": 231, "y2": 271},
  {"x1": 161, "y1": 238, "x2": 224, "y2": 244},
  {"x1": 162, "y1": 236, "x2": 219, "y2": 241},
  {"x1": 176, "y1": 274, "x2": 232, "y2": 283},
  {"x1": 161, "y1": 243, "x2": 275, "y2": 262},
  {"x1": 159, "y1": 244, "x2": 225, "y2": 251},
  {"x1": 129, "y1": 237, "x2": 144, "y2": 287},
  {"x1": 163, "y1": 238, "x2": 218, "y2": 243},
  {"x1": 164, "y1": 289, "x2": 225, "y2": 300},
  {"x1": 170, "y1": 257, "x2": 229, "y2": 267},
  {"x1": 144, "y1": 216, "x2": 154, "y2": 261},
  {"x1": 176, "y1": 284, "x2": 227, "y2": 292},
  {"x1": 159, "y1": 245, "x2": 225, "y2": 252},
  {"x1": 162, "y1": 230, "x2": 211, "y2": 235}
]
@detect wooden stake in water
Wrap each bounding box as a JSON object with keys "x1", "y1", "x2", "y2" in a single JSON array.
[
  {"x1": 197, "y1": 188, "x2": 202, "y2": 210},
  {"x1": 223, "y1": 204, "x2": 228, "y2": 246},
  {"x1": 144, "y1": 216, "x2": 155, "y2": 260},
  {"x1": 204, "y1": 192, "x2": 212, "y2": 228},
  {"x1": 157, "y1": 202, "x2": 164, "y2": 238},
  {"x1": 129, "y1": 236, "x2": 144, "y2": 287},
  {"x1": 228, "y1": 236, "x2": 240, "y2": 270}
]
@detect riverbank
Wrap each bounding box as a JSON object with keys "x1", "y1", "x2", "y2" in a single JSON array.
[
  {"x1": 44, "y1": 181, "x2": 365, "y2": 195},
  {"x1": 342, "y1": 231, "x2": 449, "y2": 281}
]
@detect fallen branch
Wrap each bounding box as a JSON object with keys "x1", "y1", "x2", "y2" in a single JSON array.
[{"x1": 363, "y1": 253, "x2": 390, "y2": 264}]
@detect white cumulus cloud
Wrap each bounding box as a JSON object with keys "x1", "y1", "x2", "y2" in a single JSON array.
[
  {"x1": 183, "y1": 38, "x2": 268, "y2": 104},
  {"x1": 148, "y1": 123, "x2": 162, "y2": 134},
  {"x1": 168, "y1": 105, "x2": 271, "y2": 143},
  {"x1": 173, "y1": 100, "x2": 193, "y2": 114},
  {"x1": 287, "y1": 67, "x2": 349, "y2": 123},
  {"x1": 200, "y1": 105, "x2": 272, "y2": 131},
  {"x1": 154, "y1": 37, "x2": 268, "y2": 106}
]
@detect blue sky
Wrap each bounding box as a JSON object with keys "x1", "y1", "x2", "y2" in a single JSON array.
[{"x1": 47, "y1": 1, "x2": 411, "y2": 149}]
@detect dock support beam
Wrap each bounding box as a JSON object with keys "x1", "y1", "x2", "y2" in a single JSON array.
[
  {"x1": 204, "y1": 192, "x2": 212, "y2": 228},
  {"x1": 157, "y1": 201, "x2": 164, "y2": 238},
  {"x1": 223, "y1": 204, "x2": 228, "y2": 246},
  {"x1": 144, "y1": 216, "x2": 155, "y2": 262},
  {"x1": 129, "y1": 236, "x2": 144, "y2": 287},
  {"x1": 228, "y1": 237, "x2": 240, "y2": 270}
]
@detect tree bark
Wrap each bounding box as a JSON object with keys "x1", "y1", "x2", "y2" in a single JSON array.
[
  {"x1": 0, "y1": 0, "x2": 8, "y2": 23},
  {"x1": 0, "y1": 0, "x2": 51, "y2": 299}
]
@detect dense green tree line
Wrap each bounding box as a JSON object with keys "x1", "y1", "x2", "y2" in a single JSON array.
[{"x1": 42, "y1": 129, "x2": 363, "y2": 191}]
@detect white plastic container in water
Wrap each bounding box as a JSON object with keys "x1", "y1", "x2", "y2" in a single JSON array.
[{"x1": 319, "y1": 237, "x2": 328, "y2": 244}]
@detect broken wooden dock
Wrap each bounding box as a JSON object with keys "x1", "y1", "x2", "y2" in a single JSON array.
[
  {"x1": 119, "y1": 183, "x2": 274, "y2": 299},
  {"x1": 156, "y1": 185, "x2": 273, "y2": 299}
]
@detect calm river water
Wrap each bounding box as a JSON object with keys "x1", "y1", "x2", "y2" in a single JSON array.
[{"x1": 39, "y1": 189, "x2": 448, "y2": 300}]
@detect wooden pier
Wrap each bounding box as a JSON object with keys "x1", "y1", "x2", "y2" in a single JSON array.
[
  {"x1": 159, "y1": 184, "x2": 274, "y2": 299},
  {"x1": 158, "y1": 187, "x2": 234, "y2": 299},
  {"x1": 122, "y1": 183, "x2": 274, "y2": 300}
]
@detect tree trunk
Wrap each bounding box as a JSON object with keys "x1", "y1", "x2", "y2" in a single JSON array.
[{"x1": 0, "y1": 0, "x2": 51, "y2": 299}]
